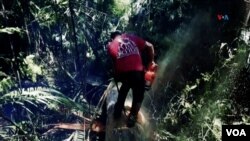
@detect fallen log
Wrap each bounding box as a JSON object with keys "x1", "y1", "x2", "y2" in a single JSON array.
[
  {"x1": 90, "y1": 80, "x2": 151, "y2": 141},
  {"x1": 53, "y1": 123, "x2": 90, "y2": 130}
]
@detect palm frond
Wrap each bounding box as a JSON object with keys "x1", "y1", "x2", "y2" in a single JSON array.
[{"x1": 0, "y1": 88, "x2": 89, "y2": 118}]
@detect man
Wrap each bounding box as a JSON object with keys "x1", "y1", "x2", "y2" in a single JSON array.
[{"x1": 107, "y1": 31, "x2": 155, "y2": 127}]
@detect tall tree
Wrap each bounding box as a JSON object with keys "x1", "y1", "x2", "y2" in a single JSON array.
[{"x1": 68, "y1": 0, "x2": 80, "y2": 75}]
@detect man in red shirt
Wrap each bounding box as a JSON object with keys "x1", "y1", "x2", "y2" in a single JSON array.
[{"x1": 107, "y1": 31, "x2": 155, "y2": 127}]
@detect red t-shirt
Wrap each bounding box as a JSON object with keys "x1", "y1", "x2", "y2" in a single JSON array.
[{"x1": 108, "y1": 34, "x2": 145, "y2": 73}]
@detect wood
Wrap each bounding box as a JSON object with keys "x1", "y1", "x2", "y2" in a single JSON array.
[
  {"x1": 105, "y1": 106, "x2": 148, "y2": 141},
  {"x1": 103, "y1": 81, "x2": 150, "y2": 141},
  {"x1": 53, "y1": 123, "x2": 90, "y2": 131},
  {"x1": 89, "y1": 80, "x2": 151, "y2": 141}
]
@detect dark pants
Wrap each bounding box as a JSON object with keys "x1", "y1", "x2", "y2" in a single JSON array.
[{"x1": 114, "y1": 71, "x2": 145, "y2": 117}]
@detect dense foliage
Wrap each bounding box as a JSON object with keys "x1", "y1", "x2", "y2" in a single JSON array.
[{"x1": 0, "y1": 0, "x2": 249, "y2": 141}]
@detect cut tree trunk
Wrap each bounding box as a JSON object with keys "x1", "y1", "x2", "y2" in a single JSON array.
[
  {"x1": 90, "y1": 80, "x2": 152, "y2": 141},
  {"x1": 104, "y1": 81, "x2": 151, "y2": 141},
  {"x1": 105, "y1": 106, "x2": 149, "y2": 141}
]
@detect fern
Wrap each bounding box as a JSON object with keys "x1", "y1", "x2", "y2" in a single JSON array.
[
  {"x1": 0, "y1": 88, "x2": 90, "y2": 141},
  {"x1": 0, "y1": 77, "x2": 15, "y2": 94},
  {"x1": 0, "y1": 88, "x2": 88, "y2": 114}
]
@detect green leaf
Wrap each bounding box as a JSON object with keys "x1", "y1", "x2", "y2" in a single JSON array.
[
  {"x1": 0, "y1": 71, "x2": 8, "y2": 77},
  {"x1": 0, "y1": 27, "x2": 24, "y2": 34},
  {"x1": 0, "y1": 88, "x2": 88, "y2": 116},
  {"x1": 56, "y1": 0, "x2": 68, "y2": 6}
]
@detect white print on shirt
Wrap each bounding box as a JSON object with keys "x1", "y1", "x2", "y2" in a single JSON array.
[{"x1": 117, "y1": 38, "x2": 139, "y2": 59}]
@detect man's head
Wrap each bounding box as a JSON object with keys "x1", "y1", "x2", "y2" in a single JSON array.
[{"x1": 110, "y1": 31, "x2": 122, "y2": 40}]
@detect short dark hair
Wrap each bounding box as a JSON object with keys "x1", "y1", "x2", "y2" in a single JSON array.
[{"x1": 110, "y1": 31, "x2": 121, "y2": 39}]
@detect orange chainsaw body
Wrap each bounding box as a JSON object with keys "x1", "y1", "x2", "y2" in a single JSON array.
[{"x1": 145, "y1": 62, "x2": 158, "y2": 89}]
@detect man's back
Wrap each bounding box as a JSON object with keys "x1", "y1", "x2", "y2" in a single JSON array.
[{"x1": 108, "y1": 34, "x2": 146, "y2": 73}]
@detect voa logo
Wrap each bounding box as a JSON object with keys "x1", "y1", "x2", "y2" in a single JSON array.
[
  {"x1": 226, "y1": 129, "x2": 246, "y2": 136},
  {"x1": 217, "y1": 14, "x2": 229, "y2": 21}
]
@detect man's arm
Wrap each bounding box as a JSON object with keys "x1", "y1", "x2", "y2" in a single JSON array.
[{"x1": 145, "y1": 41, "x2": 155, "y2": 63}]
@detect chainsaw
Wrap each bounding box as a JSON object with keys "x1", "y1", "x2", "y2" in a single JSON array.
[{"x1": 144, "y1": 62, "x2": 158, "y2": 90}]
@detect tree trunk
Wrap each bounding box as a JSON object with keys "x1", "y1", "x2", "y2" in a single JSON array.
[
  {"x1": 68, "y1": 0, "x2": 81, "y2": 74},
  {"x1": 243, "y1": 0, "x2": 250, "y2": 26},
  {"x1": 97, "y1": 81, "x2": 151, "y2": 141}
]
